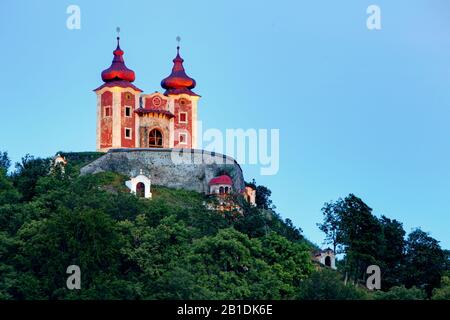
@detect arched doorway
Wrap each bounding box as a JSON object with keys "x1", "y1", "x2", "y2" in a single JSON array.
[
  {"x1": 148, "y1": 129, "x2": 163, "y2": 148},
  {"x1": 325, "y1": 256, "x2": 332, "y2": 267},
  {"x1": 136, "y1": 182, "x2": 145, "y2": 198}
]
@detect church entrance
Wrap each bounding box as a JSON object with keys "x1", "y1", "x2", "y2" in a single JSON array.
[
  {"x1": 148, "y1": 129, "x2": 163, "y2": 148},
  {"x1": 136, "y1": 182, "x2": 145, "y2": 198},
  {"x1": 325, "y1": 256, "x2": 331, "y2": 267}
]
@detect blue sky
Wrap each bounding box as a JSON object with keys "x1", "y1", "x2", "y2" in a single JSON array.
[{"x1": 1, "y1": 0, "x2": 449, "y2": 249}]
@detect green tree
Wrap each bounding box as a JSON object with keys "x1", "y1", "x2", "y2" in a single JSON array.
[
  {"x1": 9, "y1": 207, "x2": 126, "y2": 299},
  {"x1": 192, "y1": 228, "x2": 297, "y2": 299},
  {"x1": 319, "y1": 194, "x2": 384, "y2": 285},
  {"x1": 379, "y1": 216, "x2": 405, "y2": 289},
  {"x1": 0, "y1": 168, "x2": 20, "y2": 206},
  {"x1": 432, "y1": 276, "x2": 450, "y2": 300},
  {"x1": 0, "y1": 151, "x2": 11, "y2": 171},
  {"x1": 260, "y1": 232, "x2": 313, "y2": 298},
  {"x1": 12, "y1": 155, "x2": 50, "y2": 201},
  {"x1": 318, "y1": 200, "x2": 341, "y2": 253},
  {"x1": 120, "y1": 215, "x2": 199, "y2": 299},
  {"x1": 404, "y1": 228, "x2": 446, "y2": 297},
  {"x1": 255, "y1": 185, "x2": 273, "y2": 210},
  {"x1": 190, "y1": 228, "x2": 263, "y2": 299}
]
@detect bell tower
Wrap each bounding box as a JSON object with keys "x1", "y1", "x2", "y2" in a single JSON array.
[
  {"x1": 160, "y1": 40, "x2": 200, "y2": 149},
  {"x1": 94, "y1": 35, "x2": 142, "y2": 152}
]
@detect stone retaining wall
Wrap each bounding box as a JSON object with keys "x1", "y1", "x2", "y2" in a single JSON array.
[{"x1": 80, "y1": 148, "x2": 245, "y2": 194}]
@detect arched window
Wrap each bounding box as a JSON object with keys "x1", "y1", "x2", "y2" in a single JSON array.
[
  {"x1": 149, "y1": 129, "x2": 163, "y2": 148},
  {"x1": 219, "y1": 186, "x2": 224, "y2": 194},
  {"x1": 224, "y1": 186, "x2": 229, "y2": 194},
  {"x1": 325, "y1": 256, "x2": 332, "y2": 267},
  {"x1": 136, "y1": 182, "x2": 145, "y2": 198}
]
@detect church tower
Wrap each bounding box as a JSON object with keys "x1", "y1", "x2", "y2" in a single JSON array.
[
  {"x1": 94, "y1": 36, "x2": 142, "y2": 152},
  {"x1": 94, "y1": 35, "x2": 200, "y2": 151},
  {"x1": 161, "y1": 45, "x2": 200, "y2": 149}
]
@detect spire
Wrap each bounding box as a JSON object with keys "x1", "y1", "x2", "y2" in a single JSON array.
[
  {"x1": 161, "y1": 37, "x2": 198, "y2": 96},
  {"x1": 101, "y1": 32, "x2": 136, "y2": 83}
]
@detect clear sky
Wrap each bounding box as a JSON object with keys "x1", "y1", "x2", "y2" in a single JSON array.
[{"x1": 1, "y1": 0, "x2": 449, "y2": 249}]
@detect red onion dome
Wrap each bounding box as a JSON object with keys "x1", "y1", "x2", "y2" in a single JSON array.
[
  {"x1": 209, "y1": 175, "x2": 233, "y2": 186},
  {"x1": 161, "y1": 46, "x2": 197, "y2": 95},
  {"x1": 101, "y1": 37, "x2": 136, "y2": 83}
]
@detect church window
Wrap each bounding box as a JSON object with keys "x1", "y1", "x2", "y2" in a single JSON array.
[
  {"x1": 125, "y1": 106, "x2": 132, "y2": 117},
  {"x1": 149, "y1": 129, "x2": 163, "y2": 148},
  {"x1": 179, "y1": 112, "x2": 187, "y2": 123},
  {"x1": 125, "y1": 128, "x2": 132, "y2": 139},
  {"x1": 179, "y1": 132, "x2": 187, "y2": 145},
  {"x1": 152, "y1": 96, "x2": 162, "y2": 107},
  {"x1": 104, "y1": 106, "x2": 112, "y2": 117}
]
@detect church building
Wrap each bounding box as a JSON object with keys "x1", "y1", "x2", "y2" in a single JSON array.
[
  {"x1": 94, "y1": 36, "x2": 199, "y2": 152},
  {"x1": 86, "y1": 35, "x2": 257, "y2": 207}
]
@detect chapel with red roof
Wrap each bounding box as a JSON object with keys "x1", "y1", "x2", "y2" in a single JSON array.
[{"x1": 94, "y1": 36, "x2": 199, "y2": 151}]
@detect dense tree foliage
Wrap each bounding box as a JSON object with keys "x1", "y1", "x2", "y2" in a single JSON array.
[
  {"x1": 373, "y1": 286, "x2": 426, "y2": 300},
  {"x1": 297, "y1": 269, "x2": 368, "y2": 300},
  {"x1": 318, "y1": 194, "x2": 449, "y2": 297},
  {"x1": 0, "y1": 151, "x2": 448, "y2": 300},
  {"x1": 378, "y1": 216, "x2": 405, "y2": 289},
  {"x1": 403, "y1": 229, "x2": 447, "y2": 296},
  {"x1": 0, "y1": 152, "x2": 316, "y2": 300},
  {"x1": 247, "y1": 179, "x2": 273, "y2": 210}
]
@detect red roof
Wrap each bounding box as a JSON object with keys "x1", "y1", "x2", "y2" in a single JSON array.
[
  {"x1": 161, "y1": 46, "x2": 198, "y2": 96},
  {"x1": 209, "y1": 175, "x2": 233, "y2": 186},
  {"x1": 134, "y1": 108, "x2": 174, "y2": 118}
]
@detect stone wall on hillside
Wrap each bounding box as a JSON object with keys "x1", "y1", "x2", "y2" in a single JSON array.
[{"x1": 80, "y1": 148, "x2": 245, "y2": 194}]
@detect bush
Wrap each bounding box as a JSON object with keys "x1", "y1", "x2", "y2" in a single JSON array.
[
  {"x1": 298, "y1": 269, "x2": 368, "y2": 300},
  {"x1": 432, "y1": 276, "x2": 450, "y2": 300},
  {"x1": 373, "y1": 286, "x2": 426, "y2": 300}
]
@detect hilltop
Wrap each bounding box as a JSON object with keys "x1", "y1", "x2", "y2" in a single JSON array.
[
  {"x1": 0, "y1": 151, "x2": 448, "y2": 300},
  {"x1": 0, "y1": 152, "x2": 320, "y2": 299}
]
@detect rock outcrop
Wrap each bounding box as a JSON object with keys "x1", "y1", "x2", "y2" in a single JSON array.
[{"x1": 80, "y1": 148, "x2": 245, "y2": 194}]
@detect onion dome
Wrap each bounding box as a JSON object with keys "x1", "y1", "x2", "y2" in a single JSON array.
[
  {"x1": 209, "y1": 175, "x2": 233, "y2": 186},
  {"x1": 101, "y1": 37, "x2": 136, "y2": 83},
  {"x1": 161, "y1": 46, "x2": 198, "y2": 96}
]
